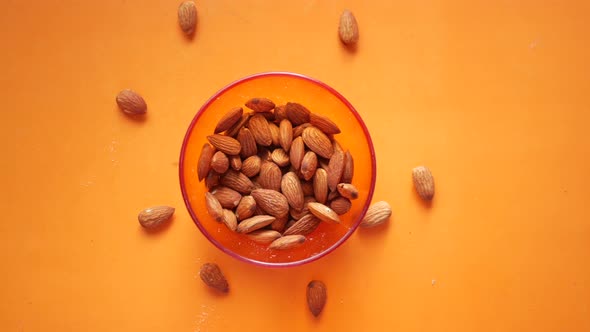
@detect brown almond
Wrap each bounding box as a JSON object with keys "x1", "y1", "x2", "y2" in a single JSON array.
[
  {"x1": 285, "y1": 102, "x2": 311, "y2": 125},
  {"x1": 302, "y1": 127, "x2": 334, "y2": 159},
  {"x1": 268, "y1": 122, "x2": 280, "y2": 146},
  {"x1": 293, "y1": 123, "x2": 312, "y2": 137},
  {"x1": 220, "y1": 170, "x2": 254, "y2": 194},
  {"x1": 328, "y1": 189, "x2": 341, "y2": 201},
  {"x1": 301, "y1": 181, "x2": 314, "y2": 196},
  {"x1": 258, "y1": 161, "x2": 282, "y2": 191},
  {"x1": 290, "y1": 196, "x2": 315, "y2": 220},
  {"x1": 283, "y1": 214, "x2": 320, "y2": 236},
  {"x1": 226, "y1": 113, "x2": 251, "y2": 137},
  {"x1": 274, "y1": 105, "x2": 287, "y2": 123},
  {"x1": 258, "y1": 147, "x2": 272, "y2": 162},
  {"x1": 246, "y1": 229, "x2": 282, "y2": 244},
  {"x1": 207, "y1": 134, "x2": 241, "y2": 155},
  {"x1": 300, "y1": 151, "x2": 318, "y2": 181},
  {"x1": 339, "y1": 9, "x2": 359, "y2": 45},
  {"x1": 251, "y1": 189, "x2": 289, "y2": 218},
  {"x1": 205, "y1": 192, "x2": 224, "y2": 222},
  {"x1": 237, "y1": 127, "x2": 258, "y2": 158},
  {"x1": 116, "y1": 89, "x2": 147, "y2": 115},
  {"x1": 313, "y1": 168, "x2": 329, "y2": 204},
  {"x1": 271, "y1": 214, "x2": 289, "y2": 233},
  {"x1": 269, "y1": 234, "x2": 306, "y2": 250},
  {"x1": 333, "y1": 140, "x2": 343, "y2": 154},
  {"x1": 178, "y1": 1, "x2": 197, "y2": 35},
  {"x1": 236, "y1": 215, "x2": 276, "y2": 233},
  {"x1": 327, "y1": 150, "x2": 345, "y2": 191},
  {"x1": 245, "y1": 97, "x2": 276, "y2": 113},
  {"x1": 214, "y1": 107, "x2": 243, "y2": 134},
  {"x1": 337, "y1": 183, "x2": 359, "y2": 200},
  {"x1": 271, "y1": 148, "x2": 290, "y2": 167},
  {"x1": 412, "y1": 166, "x2": 435, "y2": 201},
  {"x1": 307, "y1": 202, "x2": 340, "y2": 223},
  {"x1": 211, "y1": 151, "x2": 229, "y2": 174},
  {"x1": 138, "y1": 206, "x2": 175, "y2": 229},
  {"x1": 290, "y1": 136, "x2": 305, "y2": 170},
  {"x1": 310, "y1": 113, "x2": 341, "y2": 135},
  {"x1": 241, "y1": 155, "x2": 261, "y2": 177},
  {"x1": 307, "y1": 280, "x2": 327, "y2": 317},
  {"x1": 205, "y1": 170, "x2": 220, "y2": 189},
  {"x1": 221, "y1": 209, "x2": 238, "y2": 231},
  {"x1": 281, "y1": 172, "x2": 305, "y2": 210},
  {"x1": 236, "y1": 195, "x2": 256, "y2": 221},
  {"x1": 360, "y1": 201, "x2": 392, "y2": 228},
  {"x1": 212, "y1": 186, "x2": 242, "y2": 209},
  {"x1": 199, "y1": 263, "x2": 229, "y2": 293},
  {"x1": 285, "y1": 219, "x2": 297, "y2": 230},
  {"x1": 342, "y1": 150, "x2": 354, "y2": 183},
  {"x1": 279, "y1": 119, "x2": 293, "y2": 151},
  {"x1": 197, "y1": 143, "x2": 215, "y2": 181},
  {"x1": 330, "y1": 197, "x2": 351, "y2": 215},
  {"x1": 229, "y1": 155, "x2": 242, "y2": 171},
  {"x1": 248, "y1": 114, "x2": 272, "y2": 146}
]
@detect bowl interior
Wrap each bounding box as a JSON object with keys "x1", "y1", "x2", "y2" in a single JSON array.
[{"x1": 180, "y1": 73, "x2": 375, "y2": 267}]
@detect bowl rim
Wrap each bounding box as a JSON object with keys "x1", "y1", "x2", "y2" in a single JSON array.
[{"x1": 179, "y1": 71, "x2": 376, "y2": 268}]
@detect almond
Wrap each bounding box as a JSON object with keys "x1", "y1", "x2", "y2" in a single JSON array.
[
  {"x1": 271, "y1": 148, "x2": 290, "y2": 167},
  {"x1": 207, "y1": 134, "x2": 241, "y2": 155},
  {"x1": 328, "y1": 189, "x2": 340, "y2": 201},
  {"x1": 337, "y1": 183, "x2": 359, "y2": 200},
  {"x1": 205, "y1": 170, "x2": 220, "y2": 189},
  {"x1": 279, "y1": 119, "x2": 293, "y2": 151},
  {"x1": 221, "y1": 209, "x2": 238, "y2": 231},
  {"x1": 138, "y1": 206, "x2": 175, "y2": 229},
  {"x1": 116, "y1": 89, "x2": 147, "y2": 115},
  {"x1": 258, "y1": 147, "x2": 272, "y2": 162},
  {"x1": 412, "y1": 166, "x2": 435, "y2": 201},
  {"x1": 220, "y1": 170, "x2": 254, "y2": 194},
  {"x1": 245, "y1": 97, "x2": 275, "y2": 112},
  {"x1": 329, "y1": 197, "x2": 351, "y2": 215},
  {"x1": 251, "y1": 189, "x2": 289, "y2": 218},
  {"x1": 283, "y1": 214, "x2": 320, "y2": 236},
  {"x1": 237, "y1": 127, "x2": 258, "y2": 158},
  {"x1": 338, "y1": 9, "x2": 359, "y2": 45},
  {"x1": 292, "y1": 123, "x2": 312, "y2": 138},
  {"x1": 241, "y1": 155, "x2": 261, "y2": 177},
  {"x1": 246, "y1": 229, "x2": 282, "y2": 244},
  {"x1": 332, "y1": 140, "x2": 343, "y2": 154},
  {"x1": 327, "y1": 150, "x2": 345, "y2": 191},
  {"x1": 271, "y1": 214, "x2": 289, "y2": 233},
  {"x1": 236, "y1": 195, "x2": 256, "y2": 221},
  {"x1": 281, "y1": 172, "x2": 305, "y2": 210},
  {"x1": 214, "y1": 107, "x2": 243, "y2": 134},
  {"x1": 290, "y1": 196, "x2": 315, "y2": 220},
  {"x1": 302, "y1": 126, "x2": 334, "y2": 159},
  {"x1": 313, "y1": 168, "x2": 329, "y2": 204},
  {"x1": 307, "y1": 280, "x2": 327, "y2": 317},
  {"x1": 178, "y1": 1, "x2": 197, "y2": 35},
  {"x1": 285, "y1": 102, "x2": 311, "y2": 125},
  {"x1": 360, "y1": 201, "x2": 392, "y2": 228},
  {"x1": 300, "y1": 151, "x2": 318, "y2": 181},
  {"x1": 290, "y1": 136, "x2": 305, "y2": 170},
  {"x1": 269, "y1": 122, "x2": 280, "y2": 146},
  {"x1": 301, "y1": 181, "x2": 314, "y2": 196},
  {"x1": 248, "y1": 114, "x2": 272, "y2": 146},
  {"x1": 212, "y1": 186, "x2": 242, "y2": 209},
  {"x1": 229, "y1": 155, "x2": 242, "y2": 171},
  {"x1": 310, "y1": 113, "x2": 341, "y2": 135},
  {"x1": 197, "y1": 143, "x2": 215, "y2": 181},
  {"x1": 210, "y1": 151, "x2": 229, "y2": 174},
  {"x1": 342, "y1": 150, "x2": 354, "y2": 183},
  {"x1": 236, "y1": 215, "x2": 276, "y2": 233},
  {"x1": 274, "y1": 105, "x2": 287, "y2": 123},
  {"x1": 269, "y1": 234, "x2": 306, "y2": 250},
  {"x1": 205, "y1": 192, "x2": 224, "y2": 222},
  {"x1": 308, "y1": 202, "x2": 340, "y2": 223},
  {"x1": 258, "y1": 161, "x2": 282, "y2": 191},
  {"x1": 199, "y1": 263, "x2": 229, "y2": 293},
  {"x1": 226, "y1": 113, "x2": 251, "y2": 137}
]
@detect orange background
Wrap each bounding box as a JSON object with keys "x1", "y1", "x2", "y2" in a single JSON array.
[{"x1": 1, "y1": 1, "x2": 589, "y2": 331}]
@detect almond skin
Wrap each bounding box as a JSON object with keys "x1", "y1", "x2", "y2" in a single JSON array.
[
  {"x1": 211, "y1": 151, "x2": 229, "y2": 174},
  {"x1": 360, "y1": 201, "x2": 392, "y2": 228},
  {"x1": 271, "y1": 148, "x2": 290, "y2": 167},
  {"x1": 197, "y1": 143, "x2": 215, "y2": 181},
  {"x1": 248, "y1": 114, "x2": 273, "y2": 146},
  {"x1": 237, "y1": 215, "x2": 276, "y2": 233},
  {"x1": 229, "y1": 155, "x2": 242, "y2": 171},
  {"x1": 289, "y1": 136, "x2": 305, "y2": 170},
  {"x1": 307, "y1": 280, "x2": 327, "y2": 317},
  {"x1": 300, "y1": 151, "x2": 318, "y2": 181},
  {"x1": 301, "y1": 181, "x2": 315, "y2": 197},
  {"x1": 207, "y1": 134, "x2": 241, "y2": 155},
  {"x1": 226, "y1": 113, "x2": 251, "y2": 137},
  {"x1": 274, "y1": 105, "x2": 287, "y2": 122},
  {"x1": 205, "y1": 192, "x2": 224, "y2": 222},
  {"x1": 302, "y1": 126, "x2": 334, "y2": 159},
  {"x1": 258, "y1": 161, "x2": 282, "y2": 191},
  {"x1": 329, "y1": 197, "x2": 351, "y2": 215},
  {"x1": 246, "y1": 229, "x2": 282, "y2": 244},
  {"x1": 412, "y1": 166, "x2": 435, "y2": 201},
  {"x1": 292, "y1": 123, "x2": 312, "y2": 138},
  {"x1": 138, "y1": 206, "x2": 175, "y2": 228},
  {"x1": 241, "y1": 155, "x2": 261, "y2": 177},
  {"x1": 237, "y1": 127, "x2": 258, "y2": 158},
  {"x1": 313, "y1": 168, "x2": 329, "y2": 204},
  {"x1": 283, "y1": 214, "x2": 320, "y2": 236},
  {"x1": 281, "y1": 172, "x2": 305, "y2": 210},
  {"x1": 212, "y1": 186, "x2": 242, "y2": 209},
  {"x1": 205, "y1": 170, "x2": 220, "y2": 189},
  {"x1": 270, "y1": 214, "x2": 289, "y2": 233},
  {"x1": 220, "y1": 170, "x2": 254, "y2": 194},
  {"x1": 178, "y1": 1, "x2": 197, "y2": 35},
  {"x1": 235, "y1": 195, "x2": 256, "y2": 221},
  {"x1": 285, "y1": 102, "x2": 311, "y2": 125},
  {"x1": 310, "y1": 113, "x2": 341, "y2": 135},
  {"x1": 251, "y1": 189, "x2": 290, "y2": 218},
  {"x1": 221, "y1": 209, "x2": 238, "y2": 231},
  {"x1": 327, "y1": 150, "x2": 345, "y2": 191},
  {"x1": 269, "y1": 234, "x2": 306, "y2": 250},
  {"x1": 307, "y1": 202, "x2": 340, "y2": 223},
  {"x1": 342, "y1": 150, "x2": 354, "y2": 183},
  {"x1": 214, "y1": 107, "x2": 243, "y2": 134},
  {"x1": 337, "y1": 183, "x2": 359, "y2": 200},
  {"x1": 199, "y1": 263, "x2": 229, "y2": 293},
  {"x1": 339, "y1": 9, "x2": 359, "y2": 45},
  {"x1": 269, "y1": 122, "x2": 280, "y2": 146},
  {"x1": 116, "y1": 89, "x2": 147, "y2": 115},
  {"x1": 279, "y1": 119, "x2": 293, "y2": 152},
  {"x1": 245, "y1": 97, "x2": 275, "y2": 112}
]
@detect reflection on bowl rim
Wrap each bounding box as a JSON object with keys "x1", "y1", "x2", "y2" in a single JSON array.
[{"x1": 179, "y1": 72, "x2": 376, "y2": 268}]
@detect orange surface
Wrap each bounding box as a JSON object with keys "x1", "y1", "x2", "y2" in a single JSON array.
[{"x1": 1, "y1": 1, "x2": 589, "y2": 331}]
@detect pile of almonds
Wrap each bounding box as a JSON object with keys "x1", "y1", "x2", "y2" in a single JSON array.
[{"x1": 198, "y1": 98, "x2": 358, "y2": 249}]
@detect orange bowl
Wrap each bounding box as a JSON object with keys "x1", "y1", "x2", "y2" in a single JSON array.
[{"x1": 179, "y1": 72, "x2": 376, "y2": 267}]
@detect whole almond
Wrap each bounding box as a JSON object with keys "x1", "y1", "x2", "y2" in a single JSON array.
[
  {"x1": 241, "y1": 155, "x2": 261, "y2": 177},
  {"x1": 274, "y1": 105, "x2": 287, "y2": 123},
  {"x1": 337, "y1": 183, "x2": 359, "y2": 200},
  {"x1": 281, "y1": 172, "x2": 305, "y2": 210},
  {"x1": 290, "y1": 196, "x2": 315, "y2": 220},
  {"x1": 342, "y1": 150, "x2": 354, "y2": 183},
  {"x1": 258, "y1": 161, "x2": 282, "y2": 191},
  {"x1": 214, "y1": 107, "x2": 243, "y2": 134},
  {"x1": 271, "y1": 214, "x2": 289, "y2": 232},
  {"x1": 339, "y1": 9, "x2": 359, "y2": 45},
  {"x1": 412, "y1": 166, "x2": 435, "y2": 201},
  {"x1": 251, "y1": 189, "x2": 290, "y2": 218},
  {"x1": 301, "y1": 181, "x2": 315, "y2": 196},
  {"x1": 360, "y1": 201, "x2": 392, "y2": 228},
  {"x1": 197, "y1": 143, "x2": 215, "y2": 181},
  {"x1": 269, "y1": 234, "x2": 306, "y2": 250},
  {"x1": 330, "y1": 197, "x2": 351, "y2": 215},
  {"x1": 138, "y1": 206, "x2": 175, "y2": 229},
  {"x1": 290, "y1": 136, "x2": 305, "y2": 170},
  {"x1": 293, "y1": 123, "x2": 312, "y2": 138},
  {"x1": 300, "y1": 151, "x2": 318, "y2": 181},
  {"x1": 308, "y1": 202, "x2": 340, "y2": 223},
  {"x1": 302, "y1": 127, "x2": 334, "y2": 159},
  {"x1": 207, "y1": 134, "x2": 241, "y2": 155},
  {"x1": 116, "y1": 89, "x2": 147, "y2": 115},
  {"x1": 178, "y1": 1, "x2": 197, "y2": 35},
  {"x1": 212, "y1": 186, "x2": 242, "y2": 209},
  {"x1": 271, "y1": 148, "x2": 290, "y2": 167},
  {"x1": 205, "y1": 192, "x2": 224, "y2": 222},
  {"x1": 327, "y1": 150, "x2": 345, "y2": 191},
  {"x1": 229, "y1": 155, "x2": 242, "y2": 171},
  {"x1": 248, "y1": 114, "x2": 273, "y2": 146},
  {"x1": 310, "y1": 113, "x2": 341, "y2": 135},
  {"x1": 205, "y1": 170, "x2": 220, "y2": 189},
  {"x1": 245, "y1": 97, "x2": 276, "y2": 112},
  {"x1": 279, "y1": 119, "x2": 293, "y2": 151},
  {"x1": 236, "y1": 215, "x2": 276, "y2": 233},
  {"x1": 307, "y1": 280, "x2": 327, "y2": 317},
  {"x1": 283, "y1": 214, "x2": 320, "y2": 236},
  {"x1": 237, "y1": 127, "x2": 258, "y2": 158},
  {"x1": 199, "y1": 263, "x2": 229, "y2": 293},
  {"x1": 211, "y1": 151, "x2": 229, "y2": 174},
  {"x1": 269, "y1": 122, "x2": 280, "y2": 146},
  {"x1": 220, "y1": 170, "x2": 254, "y2": 194},
  {"x1": 285, "y1": 102, "x2": 311, "y2": 125},
  {"x1": 221, "y1": 209, "x2": 238, "y2": 231},
  {"x1": 246, "y1": 229, "x2": 282, "y2": 244},
  {"x1": 236, "y1": 195, "x2": 256, "y2": 221},
  {"x1": 313, "y1": 168, "x2": 329, "y2": 204},
  {"x1": 226, "y1": 113, "x2": 251, "y2": 137}
]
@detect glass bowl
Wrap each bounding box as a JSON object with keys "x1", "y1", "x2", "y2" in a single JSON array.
[{"x1": 179, "y1": 72, "x2": 376, "y2": 267}]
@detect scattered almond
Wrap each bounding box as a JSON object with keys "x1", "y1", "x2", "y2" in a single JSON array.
[
  {"x1": 221, "y1": 209, "x2": 238, "y2": 231},
  {"x1": 271, "y1": 148, "x2": 290, "y2": 167},
  {"x1": 300, "y1": 151, "x2": 318, "y2": 181},
  {"x1": 251, "y1": 189, "x2": 289, "y2": 218},
  {"x1": 281, "y1": 172, "x2": 305, "y2": 210},
  {"x1": 308, "y1": 202, "x2": 340, "y2": 223},
  {"x1": 360, "y1": 201, "x2": 392, "y2": 228},
  {"x1": 116, "y1": 89, "x2": 147, "y2": 115},
  {"x1": 237, "y1": 127, "x2": 258, "y2": 158},
  {"x1": 283, "y1": 214, "x2": 320, "y2": 236},
  {"x1": 313, "y1": 168, "x2": 329, "y2": 204},
  {"x1": 307, "y1": 280, "x2": 327, "y2": 317},
  {"x1": 302, "y1": 126, "x2": 334, "y2": 159},
  {"x1": 229, "y1": 155, "x2": 242, "y2": 171},
  {"x1": 279, "y1": 119, "x2": 293, "y2": 152},
  {"x1": 338, "y1": 9, "x2": 359, "y2": 45},
  {"x1": 337, "y1": 183, "x2": 359, "y2": 199},
  {"x1": 178, "y1": 1, "x2": 197, "y2": 35},
  {"x1": 290, "y1": 136, "x2": 305, "y2": 170},
  {"x1": 246, "y1": 229, "x2": 282, "y2": 244},
  {"x1": 412, "y1": 166, "x2": 435, "y2": 201},
  {"x1": 205, "y1": 192, "x2": 224, "y2": 222},
  {"x1": 342, "y1": 150, "x2": 354, "y2": 183},
  {"x1": 310, "y1": 113, "x2": 341, "y2": 135},
  {"x1": 237, "y1": 215, "x2": 276, "y2": 233},
  {"x1": 241, "y1": 155, "x2": 261, "y2": 177},
  {"x1": 197, "y1": 143, "x2": 215, "y2": 181},
  {"x1": 329, "y1": 197, "x2": 351, "y2": 215},
  {"x1": 258, "y1": 161, "x2": 282, "y2": 191},
  {"x1": 248, "y1": 114, "x2": 273, "y2": 146},
  {"x1": 138, "y1": 206, "x2": 175, "y2": 228},
  {"x1": 207, "y1": 134, "x2": 241, "y2": 155},
  {"x1": 268, "y1": 122, "x2": 280, "y2": 146},
  {"x1": 235, "y1": 195, "x2": 256, "y2": 221},
  {"x1": 211, "y1": 151, "x2": 229, "y2": 174},
  {"x1": 245, "y1": 97, "x2": 275, "y2": 112},
  {"x1": 220, "y1": 170, "x2": 254, "y2": 194},
  {"x1": 285, "y1": 102, "x2": 311, "y2": 125},
  {"x1": 327, "y1": 150, "x2": 345, "y2": 191},
  {"x1": 199, "y1": 263, "x2": 229, "y2": 293},
  {"x1": 212, "y1": 186, "x2": 242, "y2": 209},
  {"x1": 214, "y1": 107, "x2": 243, "y2": 134},
  {"x1": 269, "y1": 234, "x2": 306, "y2": 250}
]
